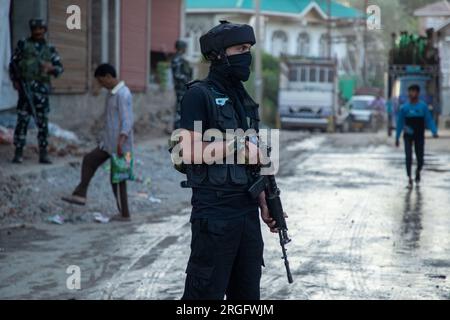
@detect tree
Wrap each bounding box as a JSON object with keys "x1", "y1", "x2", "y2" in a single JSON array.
[
  {"x1": 399, "y1": 0, "x2": 436, "y2": 15},
  {"x1": 342, "y1": 0, "x2": 418, "y2": 45},
  {"x1": 245, "y1": 52, "x2": 280, "y2": 126},
  {"x1": 339, "y1": 0, "x2": 422, "y2": 86}
]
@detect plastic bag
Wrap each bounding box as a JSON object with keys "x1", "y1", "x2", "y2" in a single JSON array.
[{"x1": 111, "y1": 152, "x2": 135, "y2": 184}]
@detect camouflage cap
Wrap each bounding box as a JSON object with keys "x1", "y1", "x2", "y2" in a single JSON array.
[{"x1": 29, "y1": 19, "x2": 48, "y2": 30}]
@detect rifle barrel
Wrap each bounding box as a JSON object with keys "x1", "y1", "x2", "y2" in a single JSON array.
[{"x1": 279, "y1": 230, "x2": 294, "y2": 284}]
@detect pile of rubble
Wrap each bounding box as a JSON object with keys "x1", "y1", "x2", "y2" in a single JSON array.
[
  {"x1": 0, "y1": 126, "x2": 13, "y2": 145},
  {"x1": 0, "y1": 114, "x2": 85, "y2": 157}
]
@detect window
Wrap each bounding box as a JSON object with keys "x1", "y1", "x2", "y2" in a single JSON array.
[
  {"x1": 91, "y1": 0, "x2": 118, "y2": 69},
  {"x1": 288, "y1": 68, "x2": 298, "y2": 82},
  {"x1": 297, "y1": 33, "x2": 310, "y2": 56},
  {"x1": 328, "y1": 70, "x2": 335, "y2": 83},
  {"x1": 319, "y1": 68, "x2": 326, "y2": 82},
  {"x1": 309, "y1": 67, "x2": 317, "y2": 82},
  {"x1": 186, "y1": 28, "x2": 203, "y2": 57},
  {"x1": 300, "y1": 67, "x2": 308, "y2": 82},
  {"x1": 319, "y1": 34, "x2": 329, "y2": 58},
  {"x1": 271, "y1": 30, "x2": 288, "y2": 57}
]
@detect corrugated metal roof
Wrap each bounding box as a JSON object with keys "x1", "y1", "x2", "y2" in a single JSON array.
[{"x1": 186, "y1": 0, "x2": 362, "y2": 19}]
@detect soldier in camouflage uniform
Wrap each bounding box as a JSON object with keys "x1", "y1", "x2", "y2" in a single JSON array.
[
  {"x1": 171, "y1": 40, "x2": 192, "y2": 130},
  {"x1": 10, "y1": 19, "x2": 64, "y2": 164}
]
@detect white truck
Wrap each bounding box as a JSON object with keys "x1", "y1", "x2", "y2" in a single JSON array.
[{"x1": 278, "y1": 56, "x2": 348, "y2": 132}]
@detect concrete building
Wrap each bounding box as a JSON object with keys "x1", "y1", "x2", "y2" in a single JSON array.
[
  {"x1": 415, "y1": 1, "x2": 450, "y2": 118},
  {"x1": 1, "y1": 0, "x2": 185, "y2": 133},
  {"x1": 414, "y1": 0, "x2": 450, "y2": 35},
  {"x1": 184, "y1": 0, "x2": 364, "y2": 77},
  {"x1": 436, "y1": 20, "x2": 450, "y2": 118}
]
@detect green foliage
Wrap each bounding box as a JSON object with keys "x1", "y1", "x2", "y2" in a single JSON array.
[
  {"x1": 341, "y1": 0, "x2": 419, "y2": 46},
  {"x1": 245, "y1": 52, "x2": 280, "y2": 127},
  {"x1": 339, "y1": 0, "x2": 426, "y2": 89},
  {"x1": 262, "y1": 53, "x2": 280, "y2": 107},
  {"x1": 156, "y1": 61, "x2": 170, "y2": 90},
  {"x1": 368, "y1": 76, "x2": 385, "y2": 89},
  {"x1": 398, "y1": 0, "x2": 435, "y2": 14}
]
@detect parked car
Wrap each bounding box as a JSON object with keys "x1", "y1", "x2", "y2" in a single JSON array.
[{"x1": 346, "y1": 95, "x2": 383, "y2": 132}]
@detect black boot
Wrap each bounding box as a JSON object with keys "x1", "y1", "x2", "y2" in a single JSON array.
[
  {"x1": 415, "y1": 169, "x2": 421, "y2": 184},
  {"x1": 12, "y1": 148, "x2": 23, "y2": 164},
  {"x1": 39, "y1": 149, "x2": 52, "y2": 165},
  {"x1": 407, "y1": 177, "x2": 414, "y2": 189}
]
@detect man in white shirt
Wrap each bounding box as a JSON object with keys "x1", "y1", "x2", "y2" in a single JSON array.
[{"x1": 62, "y1": 64, "x2": 134, "y2": 221}]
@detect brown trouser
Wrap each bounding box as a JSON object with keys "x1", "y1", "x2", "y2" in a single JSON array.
[{"x1": 73, "y1": 148, "x2": 130, "y2": 217}]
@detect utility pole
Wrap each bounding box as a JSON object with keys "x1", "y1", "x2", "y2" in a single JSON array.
[
  {"x1": 363, "y1": 0, "x2": 368, "y2": 86},
  {"x1": 327, "y1": 0, "x2": 331, "y2": 58},
  {"x1": 326, "y1": 0, "x2": 336, "y2": 133},
  {"x1": 254, "y1": 0, "x2": 264, "y2": 118}
]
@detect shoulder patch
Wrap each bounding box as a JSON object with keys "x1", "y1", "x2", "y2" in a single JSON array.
[{"x1": 215, "y1": 98, "x2": 229, "y2": 106}]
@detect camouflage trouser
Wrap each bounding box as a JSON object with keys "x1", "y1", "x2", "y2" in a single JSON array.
[
  {"x1": 13, "y1": 90, "x2": 50, "y2": 150},
  {"x1": 173, "y1": 89, "x2": 186, "y2": 130}
]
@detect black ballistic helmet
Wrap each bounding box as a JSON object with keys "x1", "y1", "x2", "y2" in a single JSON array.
[
  {"x1": 29, "y1": 19, "x2": 47, "y2": 31},
  {"x1": 175, "y1": 40, "x2": 187, "y2": 51},
  {"x1": 200, "y1": 20, "x2": 256, "y2": 60}
]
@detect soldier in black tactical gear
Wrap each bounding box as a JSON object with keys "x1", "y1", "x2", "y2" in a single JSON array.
[
  {"x1": 10, "y1": 19, "x2": 64, "y2": 164},
  {"x1": 177, "y1": 21, "x2": 278, "y2": 300},
  {"x1": 171, "y1": 40, "x2": 192, "y2": 130}
]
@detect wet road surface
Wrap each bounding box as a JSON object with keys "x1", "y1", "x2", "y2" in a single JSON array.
[
  {"x1": 1, "y1": 133, "x2": 450, "y2": 299},
  {"x1": 273, "y1": 135, "x2": 450, "y2": 299}
]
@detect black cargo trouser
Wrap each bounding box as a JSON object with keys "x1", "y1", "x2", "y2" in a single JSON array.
[
  {"x1": 173, "y1": 87, "x2": 186, "y2": 130},
  {"x1": 182, "y1": 212, "x2": 264, "y2": 300},
  {"x1": 404, "y1": 133, "x2": 425, "y2": 178},
  {"x1": 73, "y1": 148, "x2": 130, "y2": 217}
]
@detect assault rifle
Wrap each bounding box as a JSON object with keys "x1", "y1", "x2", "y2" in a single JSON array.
[
  {"x1": 10, "y1": 61, "x2": 37, "y2": 120},
  {"x1": 249, "y1": 163, "x2": 293, "y2": 284}
]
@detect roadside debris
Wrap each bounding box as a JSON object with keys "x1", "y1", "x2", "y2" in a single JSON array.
[
  {"x1": 1, "y1": 134, "x2": 181, "y2": 228},
  {"x1": 148, "y1": 196, "x2": 162, "y2": 204},
  {"x1": 46, "y1": 214, "x2": 65, "y2": 225},
  {"x1": 0, "y1": 120, "x2": 84, "y2": 157},
  {"x1": 93, "y1": 212, "x2": 110, "y2": 224},
  {"x1": 48, "y1": 123, "x2": 80, "y2": 143},
  {"x1": 0, "y1": 126, "x2": 13, "y2": 145},
  {"x1": 133, "y1": 192, "x2": 148, "y2": 199},
  {"x1": 130, "y1": 191, "x2": 162, "y2": 204}
]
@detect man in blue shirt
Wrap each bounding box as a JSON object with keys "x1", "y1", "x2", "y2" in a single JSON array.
[{"x1": 396, "y1": 84, "x2": 438, "y2": 188}]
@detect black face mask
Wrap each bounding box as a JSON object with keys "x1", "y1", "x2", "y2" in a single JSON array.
[{"x1": 227, "y1": 52, "x2": 252, "y2": 82}]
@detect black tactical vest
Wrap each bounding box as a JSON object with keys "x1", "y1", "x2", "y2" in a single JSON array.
[{"x1": 183, "y1": 79, "x2": 260, "y2": 192}]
